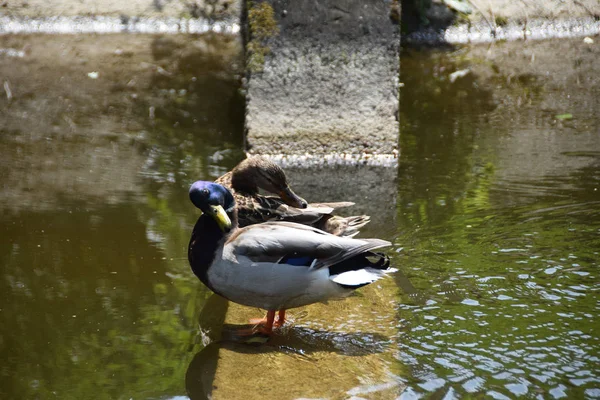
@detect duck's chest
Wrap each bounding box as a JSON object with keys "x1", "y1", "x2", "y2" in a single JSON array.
[
  {"x1": 205, "y1": 254, "x2": 343, "y2": 310},
  {"x1": 188, "y1": 215, "x2": 225, "y2": 292}
]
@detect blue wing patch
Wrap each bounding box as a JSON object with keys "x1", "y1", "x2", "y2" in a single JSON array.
[{"x1": 279, "y1": 255, "x2": 314, "y2": 267}]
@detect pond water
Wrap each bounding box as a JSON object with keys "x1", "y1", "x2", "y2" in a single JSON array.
[
  {"x1": 1, "y1": 34, "x2": 599, "y2": 399},
  {"x1": 394, "y1": 45, "x2": 599, "y2": 399}
]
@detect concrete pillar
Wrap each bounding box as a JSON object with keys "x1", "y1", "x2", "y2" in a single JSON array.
[{"x1": 245, "y1": 0, "x2": 400, "y2": 165}]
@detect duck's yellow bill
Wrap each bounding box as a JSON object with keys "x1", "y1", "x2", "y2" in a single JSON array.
[{"x1": 208, "y1": 205, "x2": 232, "y2": 232}]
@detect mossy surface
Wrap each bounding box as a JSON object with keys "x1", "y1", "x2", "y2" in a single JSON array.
[
  {"x1": 247, "y1": 1, "x2": 279, "y2": 72},
  {"x1": 494, "y1": 15, "x2": 508, "y2": 27}
]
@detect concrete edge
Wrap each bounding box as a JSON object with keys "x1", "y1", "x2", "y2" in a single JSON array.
[
  {"x1": 0, "y1": 15, "x2": 240, "y2": 35},
  {"x1": 1, "y1": 15, "x2": 597, "y2": 44},
  {"x1": 249, "y1": 153, "x2": 400, "y2": 168},
  {"x1": 405, "y1": 16, "x2": 600, "y2": 44}
]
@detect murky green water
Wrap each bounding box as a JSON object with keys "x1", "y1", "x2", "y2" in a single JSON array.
[
  {"x1": 1, "y1": 34, "x2": 599, "y2": 399},
  {"x1": 394, "y1": 47, "x2": 600, "y2": 399}
]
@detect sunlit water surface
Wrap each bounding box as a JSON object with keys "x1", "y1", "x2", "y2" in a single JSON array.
[
  {"x1": 1, "y1": 34, "x2": 599, "y2": 399},
  {"x1": 393, "y1": 46, "x2": 599, "y2": 399}
]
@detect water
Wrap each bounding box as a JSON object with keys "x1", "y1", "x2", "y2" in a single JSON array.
[
  {"x1": 1, "y1": 34, "x2": 599, "y2": 399},
  {"x1": 394, "y1": 45, "x2": 600, "y2": 398},
  {"x1": 0, "y1": 33, "x2": 245, "y2": 399}
]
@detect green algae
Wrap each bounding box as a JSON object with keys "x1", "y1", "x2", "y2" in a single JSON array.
[{"x1": 247, "y1": 1, "x2": 279, "y2": 73}]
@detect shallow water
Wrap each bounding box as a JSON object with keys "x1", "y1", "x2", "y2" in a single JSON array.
[{"x1": 1, "y1": 34, "x2": 599, "y2": 399}]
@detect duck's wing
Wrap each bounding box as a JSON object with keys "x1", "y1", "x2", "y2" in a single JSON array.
[
  {"x1": 315, "y1": 215, "x2": 371, "y2": 237},
  {"x1": 236, "y1": 195, "x2": 371, "y2": 236},
  {"x1": 254, "y1": 197, "x2": 355, "y2": 222},
  {"x1": 227, "y1": 221, "x2": 390, "y2": 270},
  {"x1": 266, "y1": 202, "x2": 371, "y2": 237}
]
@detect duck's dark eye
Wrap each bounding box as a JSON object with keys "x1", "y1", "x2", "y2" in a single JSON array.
[{"x1": 201, "y1": 189, "x2": 210, "y2": 197}]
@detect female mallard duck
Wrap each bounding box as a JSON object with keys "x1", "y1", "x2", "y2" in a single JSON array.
[
  {"x1": 188, "y1": 181, "x2": 396, "y2": 334},
  {"x1": 216, "y1": 156, "x2": 370, "y2": 237}
]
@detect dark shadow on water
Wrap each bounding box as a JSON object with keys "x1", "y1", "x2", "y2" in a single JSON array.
[
  {"x1": 196, "y1": 293, "x2": 230, "y2": 342},
  {"x1": 400, "y1": 0, "x2": 458, "y2": 41},
  {"x1": 185, "y1": 294, "x2": 228, "y2": 400},
  {"x1": 185, "y1": 343, "x2": 221, "y2": 400}
]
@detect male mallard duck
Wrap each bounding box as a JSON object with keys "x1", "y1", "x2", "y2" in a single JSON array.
[
  {"x1": 216, "y1": 156, "x2": 370, "y2": 237},
  {"x1": 188, "y1": 181, "x2": 396, "y2": 334}
]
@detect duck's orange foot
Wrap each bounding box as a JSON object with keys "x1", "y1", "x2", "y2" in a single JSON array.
[
  {"x1": 275, "y1": 309, "x2": 286, "y2": 327},
  {"x1": 248, "y1": 309, "x2": 286, "y2": 330},
  {"x1": 227, "y1": 310, "x2": 288, "y2": 343},
  {"x1": 244, "y1": 309, "x2": 276, "y2": 336}
]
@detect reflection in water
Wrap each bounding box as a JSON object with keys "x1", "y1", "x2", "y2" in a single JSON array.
[
  {"x1": 0, "y1": 33, "x2": 245, "y2": 399},
  {"x1": 0, "y1": 205, "x2": 208, "y2": 398},
  {"x1": 395, "y1": 45, "x2": 600, "y2": 399}
]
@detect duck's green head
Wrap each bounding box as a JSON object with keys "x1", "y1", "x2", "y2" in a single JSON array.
[{"x1": 189, "y1": 181, "x2": 235, "y2": 232}]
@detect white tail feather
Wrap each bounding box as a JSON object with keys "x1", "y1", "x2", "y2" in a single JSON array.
[{"x1": 330, "y1": 267, "x2": 397, "y2": 287}]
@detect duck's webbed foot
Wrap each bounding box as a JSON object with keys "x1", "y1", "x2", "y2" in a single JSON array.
[
  {"x1": 246, "y1": 309, "x2": 286, "y2": 333},
  {"x1": 274, "y1": 309, "x2": 286, "y2": 327}
]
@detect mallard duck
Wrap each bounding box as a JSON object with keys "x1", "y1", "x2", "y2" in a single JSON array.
[
  {"x1": 188, "y1": 181, "x2": 396, "y2": 334},
  {"x1": 216, "y1": 156, "x2": 370, "y2": 237}
]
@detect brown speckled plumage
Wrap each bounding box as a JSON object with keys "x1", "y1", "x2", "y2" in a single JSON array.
[{"x1": 215, "y1": 156, "x2": 370, "y2": 236}]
